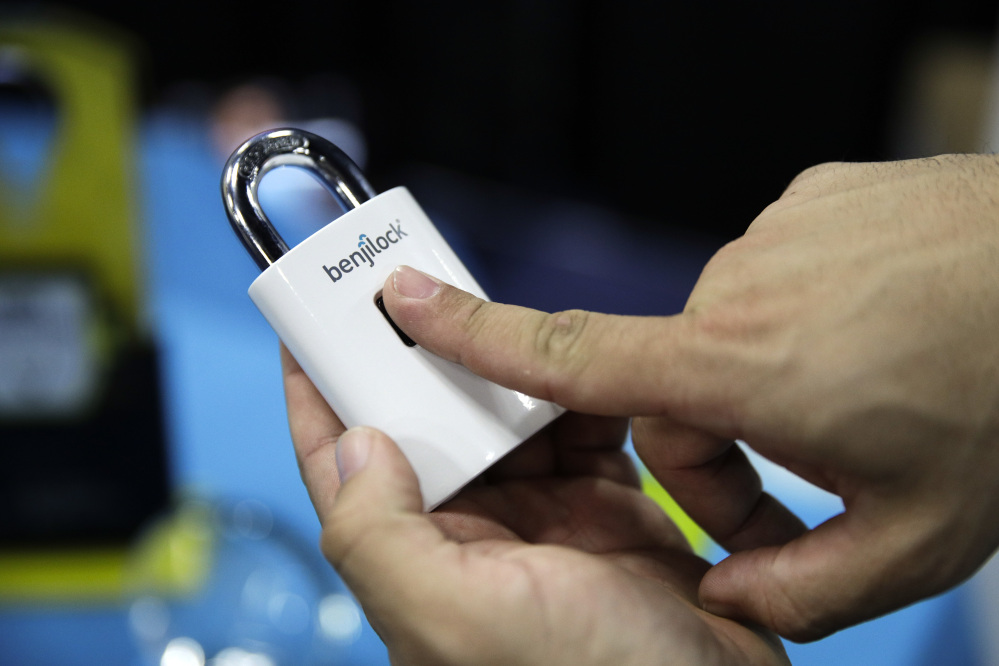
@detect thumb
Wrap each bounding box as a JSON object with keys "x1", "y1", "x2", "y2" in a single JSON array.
[
  {"x1": 321, "y1": 427, "x2": 457, "y2": 631},
  {"x1": 699, "y1": 512, "x2": 942, "y2": 642}
]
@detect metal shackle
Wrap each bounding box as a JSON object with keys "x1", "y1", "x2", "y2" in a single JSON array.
[{"x1": 221, "y1": 127, "x2": 378, "y2": 271}]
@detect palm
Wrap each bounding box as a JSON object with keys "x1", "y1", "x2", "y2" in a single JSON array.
[
  {"x1": 421, "y1": 417, "x2": 788, "y2": 666},
  {"x1": 282, "y1": 346, "x2": 787, "y2": 665}
]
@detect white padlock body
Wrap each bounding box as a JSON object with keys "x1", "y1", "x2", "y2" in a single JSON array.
[{"x1": 249, "y1": 186, "x2": 564, "y2": 510}]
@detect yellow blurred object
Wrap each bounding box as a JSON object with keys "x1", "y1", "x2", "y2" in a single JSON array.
[
  {"x1": 0, "y1": 15, "x2": 144, "y2": 327},
  {"x1": 0, "y1": 500, "x2": 215, "y2": 605},
  {"x1": 122, "y1": 500, "x2": 216, "y2": 599},
  {"x1": 640, "y1": 469, "x2": 712, "y2": 556},
  {"x1": 0, "y1": 548, "x2": 131, "y2": 604}
]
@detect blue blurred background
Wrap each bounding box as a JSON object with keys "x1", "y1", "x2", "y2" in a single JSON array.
[{"x1": 3, "y1": 2, "x2": 999, "y2": 664}]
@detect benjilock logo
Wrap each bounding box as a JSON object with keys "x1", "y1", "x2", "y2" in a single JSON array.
[{"x1": 322, "y1": 220, "x2": 409, "y2": 283}]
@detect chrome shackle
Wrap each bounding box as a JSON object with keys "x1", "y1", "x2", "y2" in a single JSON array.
[{"x1": 220, "y1": 127, "x2": 378, "y2": 271}]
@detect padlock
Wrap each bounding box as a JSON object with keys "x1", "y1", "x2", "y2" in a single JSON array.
[{"x1": 221, "y1": 128, "x2": 564, "y2": 510}]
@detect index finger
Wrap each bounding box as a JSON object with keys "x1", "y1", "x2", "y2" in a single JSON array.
[
  {"x1": 382, "y1": 265, "x2": 742, "y2": 434},
  {"x1": 281, "y1": 342, "x2": 346, "y2": 521}
]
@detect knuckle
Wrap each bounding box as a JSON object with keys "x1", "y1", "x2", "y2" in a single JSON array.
[
  {"x1": 431, "y1": 291, "x2": 496, "y2": 365},
  {"x1": 455, "y1": 297, "x2": 503, "y2": 366},
  {"x1": 525, "y1": 309, "x2": 595, "y2": 403},
  {"x1": 691, "y1": 237, "x2": 768, "y2": 292},
  {"x1": 318, "y1": 523, "x2": 351, "y2": 575},
  {"x1": 319, "y1": 501, "x2": 358, "y2": 568},
  {"x1": 533, "y1": 309, "x2": 591, "y2": 361},
  {"x1": 783, "y1": 161, "x2": 848, "y2": 193},
  {"x1": 698, "y1": 239, "x2": 744, "y2": 276},
  {"x1": 295, "y1": 434, "x2": 338, "y2": 478},
  {"x1": 686, "y1": 297, "x2": 752, "y2": 346},
  {"x1": 319, "y1": 506, "x2": 388, "y2": 588},
  {"x1": 776, "y1": 616, "x2": 830, "y2": 643},
  {"x1": 459, "y1": 297, "x2": 492, "y2": 342},
  {"x1": 319, "y1": 484, "x2": 382, "y2": 570},
  {"x1": 764, "y1": 583, "x2": 833, "y2": 642}
]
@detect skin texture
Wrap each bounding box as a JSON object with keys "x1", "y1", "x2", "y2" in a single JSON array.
[
  {"x1": 284, "y1": 154, "x2": 999, "y2": 661},
  {"x1": 283, "y1": 343, "x2": 789, "y2": 665}
]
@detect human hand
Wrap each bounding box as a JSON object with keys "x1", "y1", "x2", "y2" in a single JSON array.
[
  {"x1": 281, "y1": 345, "x2": 789, "y2": 665},
  {"x1": 380, "y1": 154, "x2": 999, "y2": 642}
]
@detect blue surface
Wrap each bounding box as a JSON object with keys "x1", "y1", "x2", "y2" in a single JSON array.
[{"x1": 0, "y1": 109, "x2": 990, "y2": 665}]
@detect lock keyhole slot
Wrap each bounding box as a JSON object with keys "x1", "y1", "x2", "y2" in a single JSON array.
[{"x1": 375, "y1": 291, "x2": 416, "y2": 348}]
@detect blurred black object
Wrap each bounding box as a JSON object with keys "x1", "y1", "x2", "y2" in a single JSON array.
[
  {"x1": 82, "y1": 0, "x2": 997, "y2": 241},
  {"x1": 0, "y1": 339, "x2": 170, "y2": 545}
]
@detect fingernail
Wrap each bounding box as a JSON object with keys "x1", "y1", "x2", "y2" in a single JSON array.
[
  {"x1": 336, "y1": 427, "x2": 373, "y2": 482},
  {"x1": 393, "y1": 265, "x2": 441, "y2": 299}
]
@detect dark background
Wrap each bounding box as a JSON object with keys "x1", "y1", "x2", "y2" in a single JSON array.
[{"x1": 35, "y1": 1, "x2": 999, "y2": 242}]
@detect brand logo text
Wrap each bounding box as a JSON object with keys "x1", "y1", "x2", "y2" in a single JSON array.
[{"x1": 322, "y1": 220, "x2": 409, "y2": 283}]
